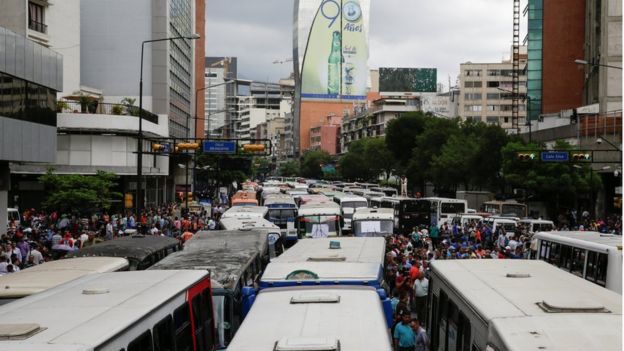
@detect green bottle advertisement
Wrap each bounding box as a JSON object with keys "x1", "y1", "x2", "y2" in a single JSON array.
[
  {"x1": 300, "y1": 0, "x2": 369, "y2": 99},
  {"x1": 327, "y1": 31, "x2": 342, "y2": 95}
]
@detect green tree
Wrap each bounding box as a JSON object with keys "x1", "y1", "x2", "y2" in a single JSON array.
[
  {"x1": 501, "y1": 140, "x2": 602, "y2": 219},
  {"x1": 384, "y1": 111, "x2": 429, "y2": 167},
  {"x1": 279, "y1": 160, "x2": 300, "y2": 177},
  {"x1": 340, "y1": 137, "x2": 396, "y2": 181},
  {"x1": 300, "y1": 150, "x2": 331, "y2": 179},
  {"x1": 39, "y1": 170, "x2": 122, "y2": 214},
  {"x1": 430, "y1": 133, "x2": 478, "y2": 192},
  {"x1": 195, "y1": 153, "x2": 252, "y2": 190}
]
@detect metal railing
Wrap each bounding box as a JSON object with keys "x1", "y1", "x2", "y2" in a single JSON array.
[
  {"x1": 28, "y1": 19, "x2": 47, "y2": 34},
  {"x1": 57, "y1": 100, "x2": 159, "y2": 124}
]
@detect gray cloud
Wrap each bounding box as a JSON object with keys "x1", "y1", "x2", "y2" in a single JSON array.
[{"x1": 206, "y1": 0, "x2": 527, "y2": 89}]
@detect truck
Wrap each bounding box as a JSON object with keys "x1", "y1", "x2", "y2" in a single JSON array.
[{"x1": 455, "y1": 190, "x2": 494, "y2": 212}]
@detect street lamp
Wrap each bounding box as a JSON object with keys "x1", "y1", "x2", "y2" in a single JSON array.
[
  {"x1": 195, "y1": 80, "x2": 235, "y2": 139},
  {"x1": 137, "y1": 34, "x2": 200, "y2": 216},
  {"x1": 574, "y1": 59, "x2": 623, "y2": 70}
]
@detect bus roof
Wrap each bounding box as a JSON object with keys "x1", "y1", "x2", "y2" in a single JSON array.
[
  {"x1": 0, "y1": 270, "x2": 208, "y2": 350},
  {"x1": 149, "y1": 230, "x2": 269, "y2": 289},
  {"x1": 331, "y1": 193, "x2": 367, "y2": 202},
  {"x1": 263, "y1": 194, "x2": 297, "y2": 206},
  {"x1": 352, "y1": 208, "x2": 394, "y2": 221},
  {"x1": 297, "y1": 202, "x2": 341, "y2": 216},
  {"x1": 533, "y1": 231, "x2": 622, "y2": 252},
  {"x1": 221, "y1": 206, "x2": 268, "y2": 219},
  {"x1": 273, "y1": 237, "x2": 386, "y2": 264},
  {"x1": 219, "y1": 217, "x2": 280, "y2": 231},
  {"x1": 430, "y1": 259, "x2": 622, "y2": 323},
  {"x1": 0, "y1": 257, "x2": 129, "y2": 299},
  {"x1": 67, "y1": 235, "x2": 180, "y2": 262},
  {"x1": 260, "y1": 262, "x2": 381, "y2": 286},
  {"x1": 227, "y1": 286, "x2": 392, "y2": 351}
]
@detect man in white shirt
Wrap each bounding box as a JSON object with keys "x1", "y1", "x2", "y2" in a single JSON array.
[
  {"x1": 27, "y1": 245, "x2": 44, "y2": 265},
  {"x1": 412, "y1": 271, "x2": 429, "y2": 327}
]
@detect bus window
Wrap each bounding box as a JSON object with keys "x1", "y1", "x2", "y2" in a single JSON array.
[
  {"x1": 570, "y1": 248, "x2": 586, "y2": 278},
  {"x1": 438, "y1": 291, "x2": 448, "y2": 351},
  {"x1": 191, "y1": 293, "x2": 211, "y2": 351},
  {"x1": 585, "y1": 251, "x2": 597, "y2": 283},
  {"x1": 429, "y1": 294, "x2": 438, "y2": 347},
  {"x1": 596, "y1": 253, "x2": 608, "y2": 287},
  {"x1": 128, "y1": 330, "x2": 153, "y2": 351},
  {"x1": 446, "y1": 299, "x2": 459, "y2": 351},
  {"x1": 174, "y1": 304, "x2": 193, "y2": 351},
  {"x1": 560, "y1": 245, "x2": 573, "y2": 271},
  {"x1": 202, "y1": 289, "x2": 215, "y2": 349},
  {"x1": 153, "y1": 315, "x2": 174, "y2": 351},
  {"x1": 459, "y1": 312, "x2": 471, "y2": 351}
]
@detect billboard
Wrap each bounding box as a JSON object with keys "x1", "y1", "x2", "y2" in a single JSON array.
[
  {"x1": 298, "y1": 0, "x2": 370, "y2": 100},
  {"x1": 379, "y1": 68, "x2": 438, "y2": 93}
]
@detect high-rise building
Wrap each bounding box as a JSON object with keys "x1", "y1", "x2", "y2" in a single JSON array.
[
  {"x1": 581, "y1": 0, "x2": 622, "y2": 114},
  {"x1": 205, "y1": 57, "x2": 237, "y2": 137},
  {"x1": 194, "y1": 0, "x2": 205, "y2": 139},
  {"x1": 0, "y1": 26, "x2": 62, "y2": 232},
  {"x1": 294, "y1": 0, "x2": 371, "y2": 154},
  {"x1": 458, "y1": 47, "x2": 528, "y2": 131},
  {"x1": 526, "y1": 0, "x2": 586, "y2": 121}
]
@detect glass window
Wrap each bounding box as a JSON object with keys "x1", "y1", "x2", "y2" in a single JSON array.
[
  {"x1": 438, "y1": 291, "x2": 448, "y2": 351},
  {"x1": 128, "y1": 330, "x2": 153, "y2": 351},
  {"x1": 487, "y1": 81, "x2": 500, "y2": 88},
  {"x1": 560, "y1": 245, "x2": 573, "y2": 271},
  {"x1": 486, "y1": 93, "x2": 500, "y2": 99},
  {"x1": 459, "y1": 312, "x2": 471, "y2": 351},
  {"x1": 153, "y1": 315, "x2": 174, "y2": 351},
  {"x1": 585, "y1": 251, "x2": 597, "y2": 283},
  {"x1": 595, "y1": 253, "x2": 608, "y2": 287},
  {"x1": 570, "y1": 248, "x2": 585, "y2": 278},
  {"x1": 174, "y1": 304, "x2": 192, "y2": 351}
]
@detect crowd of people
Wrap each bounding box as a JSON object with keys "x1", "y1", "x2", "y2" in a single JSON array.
[{"x1": 1, "y1": 202, "x2": 231, "y2": 274}]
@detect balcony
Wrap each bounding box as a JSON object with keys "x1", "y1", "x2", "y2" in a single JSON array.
[
  {"x1": 28, "y1": 19, "x2": 47, "y2": 34},
  {"x1": 57, "y1": 100, "x2": 159, "y2": 124}
]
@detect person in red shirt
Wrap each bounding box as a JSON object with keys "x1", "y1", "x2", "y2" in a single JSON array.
[{"x1": 409, "y1": 261, "x2": 420, "y2": 282}]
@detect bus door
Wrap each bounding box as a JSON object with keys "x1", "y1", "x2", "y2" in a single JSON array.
[{"x1": 187, "y1": 278, "x2": 215, "y2": 351}]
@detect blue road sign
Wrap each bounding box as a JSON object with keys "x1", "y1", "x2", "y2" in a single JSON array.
[
  {"x1": 203, "y1": 141, "x2": 237, "y2": 154},
  {"x1": 541, "y1": 151, "x2": 569, "y2": 162}
]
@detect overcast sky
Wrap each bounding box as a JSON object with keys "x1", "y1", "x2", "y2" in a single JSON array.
[{"x1": 206, "y1": 0, "x2": 526, "y2": 90}]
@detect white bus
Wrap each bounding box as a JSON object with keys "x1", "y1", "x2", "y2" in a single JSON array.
[
  {"x1": 0, "y1": 270, "x2": 216, "y2": 351},
  {"x1": 352, "y1": 208, "x2": 394, "y2": 237},
  {"x1": 532, "y1": 231, "x2": 622, "y2": 293},
  {"x1": 227, "y1": 286, "x2": 392, "y2": 351},
  {"x1": 0, "y1": 257, "x2": 129, "y2": 305},
  {"x1": 296, "y1": 202, "x2": 343, "y2": 238},
  {"x1": 150, "y1": 229, "x2": 272, "y2": 349},
  {"x1": 421, "y1": 197, "x2": 468, "y2": 226},
  {"x1": 220, "y1": 205, "x2": 268, "y2": 220},
  {"x1": 518, "y1": 218, "x2": 555, "y2": 236},
  {"x1": 263, "y1": 194, "x2": 298, "y2": 243},
  {"x1": 332, "y1": 192, "x2": 369, "y2": 231},
  {"x1": 428, "y1": 260, "x2": 622, "y2": 351}
]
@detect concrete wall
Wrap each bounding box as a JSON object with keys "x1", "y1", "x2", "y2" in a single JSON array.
[
  {"x1": 47, "y1": 0, "x2": 80, "y2": 97},
  {"x1": 81, "y1": 0, "x2": 153, "y2": 107},
  {"x1": 0, "y1": 1, "x2": 26, "y2": 37},
  {"x1": 0, "y1": 117, "x2": 56, "y2": 163}
]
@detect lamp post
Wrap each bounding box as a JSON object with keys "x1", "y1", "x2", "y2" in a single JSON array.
[
  {"x1": 137, "y1": 34, "x2": 200, "y2": 216},
  {"x1": 574, "y1": 59, "x2": 623, "y2": 70},
  {"x1": 195, "y1": 80, "x2": 235, "y2": 139}
]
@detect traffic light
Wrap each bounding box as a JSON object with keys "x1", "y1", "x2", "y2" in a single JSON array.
[
  {"x1": 570, "y1": 151, "x2": 592, "y2": 162},
  {"x1": 175, "y1": 142, "x2": 200, "y2": 152},
  {"x1": 242, "y1": 144, "x2": 266, "y2": 153},
  {"x1": 152, "y1": 143, "x2": 167, "y2": 152},
  {"x1": 516, "y1": 152, "x2": 537, "y2": 161}
]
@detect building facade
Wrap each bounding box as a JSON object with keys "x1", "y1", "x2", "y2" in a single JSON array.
[
  {"x1": 310, "y1": 116, "x2": 341, "y2": 155},
  {"x1": 0, "y1": 26, "x2": 62, "y2": 232},
  {"x1": 582, "y1": 0, "x2": 622, "y2": 114},
  {"x1": 527, "y1": 0, "x2": 586, "y2": 120},
  {"x1": 458, "y1": 48, "x2": 528, "y2": 131},
  {"x1": 205, "y1": 56, "x2": 237, "y2": 137},
  {"x1": 341, "y1": 96, "x2": 420, "y2": 153}
]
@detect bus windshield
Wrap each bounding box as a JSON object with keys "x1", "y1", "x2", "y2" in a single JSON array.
[
  {"x1": 267, "y1": 209, "x2": 297, "y2": 228},
  {"x1": 501, "y1": 204, "x2": 527, "y2": 217},
  {"x1": 403, "y1": 200, "x2": 429, "y2": 213},
  {"x1": 500, "y1": 223, "x2": 517, "y2": 232},
  {"x1": 353, "y1": 220, "x2": 393, "y2": 236},
  {"x1": 299, "y1": 216, "x2": 339, "y2": 238},
  {"x1": 440, "y1": 202, "x2": 465, "y2": 214},
  {"x1": 342, "y1": 201, "x2": 368, "y2": 210}
]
